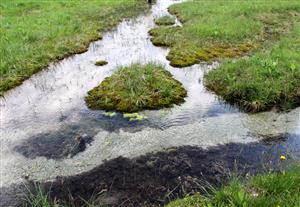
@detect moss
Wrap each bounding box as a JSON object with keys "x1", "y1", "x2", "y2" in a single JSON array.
[
  {"x1": 167, "y1": 46, "x2": 200, "y2": 67},
  {"x1": 155, "y1": 15, "x2": 175, "y2": 26},
  {"x1": 85, "y1": 63, "x2": 187, "y2": 112},
  {"x1": 95, "y1": 60, "x2": 108, "y2": 66},
  {"x1": 148, "y1": 26, "x2": 181, "y2": 47},
  {"x1": 165, "y1": 42, "x2": 256, "y2": 67}
]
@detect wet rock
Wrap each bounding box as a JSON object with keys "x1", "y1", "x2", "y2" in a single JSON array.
[
  {"x1": 95, "y1": 60, "x2": 108, "y2": 66},
  {"x1": 68, "y1": 134, "x2": 91, "y2": 158}
]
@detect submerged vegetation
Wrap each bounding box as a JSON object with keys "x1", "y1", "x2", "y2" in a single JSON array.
[
  {"x1": 0, "y1": 0, "x2": 147, "y2": 95},
  {"x1": 149, "y1": 1, "x2": 300, "y2": 67},
  {"x1": 205, "y1": 22, "x2": 300, "y2": 112},
  {"x1": 85, "y1": 63, "x2": 187, "y2": 112},
  {"x1": 155, "y1": 15, "x2": 175, "y2": 26},
  {"x1": 167, "y1": 165, "x2": 300, "y2": 207}
]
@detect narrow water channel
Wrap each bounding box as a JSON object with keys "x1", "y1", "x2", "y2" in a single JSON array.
[{"x1": 0, "y1": 0, "x2": 299, "y2": 205}]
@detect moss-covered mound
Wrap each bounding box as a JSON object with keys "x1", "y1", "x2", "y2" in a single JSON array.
[
  {"x1": 95, "y1": 60, "x2": 108, "y2": 66},
  {"x1": 85, "y1": 63, "x2": 187, "y2": 112},
  {"x1": 155, "y1": 15, "x2": 175, "y2": 26}
]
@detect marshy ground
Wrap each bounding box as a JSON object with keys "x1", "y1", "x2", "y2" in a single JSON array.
[
  {"x1": 0, "y1": 0, "x2": 300, "y2": 207},
  {"x1": 149, "y1": 0, "x2": 300, "y2": 112}
]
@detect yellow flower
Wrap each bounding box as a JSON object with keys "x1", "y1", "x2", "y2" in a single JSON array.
[{"x1": 280, "y1": 155, "x2": 286, "y2": 160}]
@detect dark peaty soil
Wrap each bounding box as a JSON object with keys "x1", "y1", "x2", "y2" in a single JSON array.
[{"x1": 32, "y1": 133, "x2": 300, "y2": 207}]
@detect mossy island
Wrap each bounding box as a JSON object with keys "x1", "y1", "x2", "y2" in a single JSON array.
[
  {"x1": 155, "y1": 15, "x2": 175, "y2": 26},
  {"x1": 85, "y1": 63, "x2": 187, "y2": 112},
  {"x1": 95, "y1": 60, "x2": 108, "y2": 66}
]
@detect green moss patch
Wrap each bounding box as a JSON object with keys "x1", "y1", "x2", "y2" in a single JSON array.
[
  {"x1": 149, "y1": 1, "x2": 300, "y2": 68},
  {"x1": 85, "y1": 63, "x2": 187, "y2": 112},
  {"x1": 95, "y1": 60, "x2": 108, "y2": 66},
  {"x1": 155, "y1": 15, "x2": 175, "y2": 26}
]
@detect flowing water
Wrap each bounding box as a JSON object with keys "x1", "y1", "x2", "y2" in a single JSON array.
[{"x1": 0, "y1": 0, "x2": 299, "y2": 205}]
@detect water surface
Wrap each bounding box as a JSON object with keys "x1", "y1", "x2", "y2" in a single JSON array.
[{"x1": 0, "y1": 0, "x2": 299, "y2": 199}]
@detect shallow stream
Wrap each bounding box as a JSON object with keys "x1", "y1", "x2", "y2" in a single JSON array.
[{"x1": 0, "y1": 0, "x2": 299, "y2": 205}]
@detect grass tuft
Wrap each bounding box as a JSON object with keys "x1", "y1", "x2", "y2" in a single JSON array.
[{"x1": 85, "y1": 63, "x2": 187, "y2": 112}]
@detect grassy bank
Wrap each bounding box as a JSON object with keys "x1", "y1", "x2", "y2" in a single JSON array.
[
  {"x1": 85, "y1": 63, "x2": 187, "y2": 112},
  {"x1": 205, "y1": 22, "x2": 300, "y2": 112},
  {"x1": 25, "y1": 165, "x2": 300, "y2": 207},
  {"x1": 149, "y1": 0, "x2": 300, "y2": 112},
  {"x1": 167, "y1": 165, "x2": 300, "y2": 207},
  {"x1": 149, "y1": 0, "x2": 300, "y2": 67},
  {"x1": 0, "y1": 0, "x2": 147, "y2": 95}
]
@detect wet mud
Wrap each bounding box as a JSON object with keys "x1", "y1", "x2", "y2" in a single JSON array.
[{"x1": 30, "y1": 133, "x2": 299, "y2": 207}]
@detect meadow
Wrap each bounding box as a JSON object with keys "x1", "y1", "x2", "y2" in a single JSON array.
[{"x1": 0, "y1": 0, "x2": 147, "y2": 95}]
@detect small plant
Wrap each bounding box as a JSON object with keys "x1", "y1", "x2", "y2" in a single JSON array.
[
  {"x1": 290, "y1": 63, "x2": 296, "y2": 73},
  {"x1": 24, "y1": 183, "x2": 59, "y2": 207}
]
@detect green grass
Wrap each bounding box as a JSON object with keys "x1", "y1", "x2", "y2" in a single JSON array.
[
  {"x1": 155, "y1": 15, "x2": 175, "y2": 26},
  {"x1": 167, "y1": 165, "x2": 300, "y2": 207},
  {"x1": 149, "y1": 0, "x2": 300, "y2": 67},
  {"x1": 85, "y1": 63, "x2": 187, "y2": 112},
  {"x1": 0, "y1": 0, "x2": 147, "y2": 95},
  {"x1": 24, "y1": 183, "x2": 60, "y2": 207},
  {"x1": 205, "y1": 21, "x2": 300, "y2": 112}
]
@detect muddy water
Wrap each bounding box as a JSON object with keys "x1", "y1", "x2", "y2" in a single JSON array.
[{"x1": 0, "y1": 0, "x2": 299, "y2": 205}]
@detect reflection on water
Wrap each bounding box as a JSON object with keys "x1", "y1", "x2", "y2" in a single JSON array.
[{"x1": 0, "y1": 0, "x2": 299, "y2": 195}]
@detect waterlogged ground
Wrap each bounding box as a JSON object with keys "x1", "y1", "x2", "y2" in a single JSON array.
[{"x1": 0, "y1": 0, "x2": 299, "y2": 206}]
